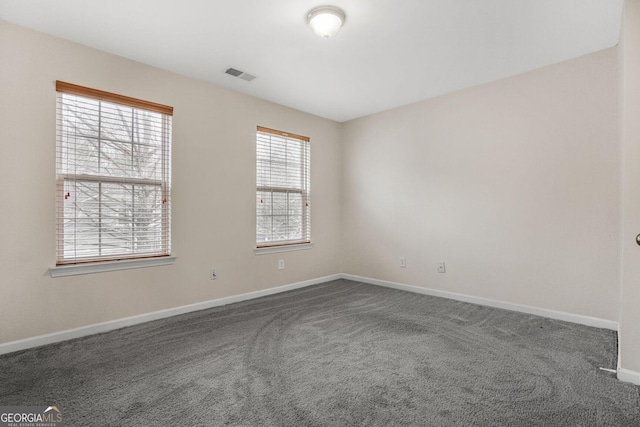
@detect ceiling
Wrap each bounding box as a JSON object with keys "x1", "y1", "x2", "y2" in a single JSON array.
[{"x1": 0, "y1": 0, "x2": 623, "y2": 122}]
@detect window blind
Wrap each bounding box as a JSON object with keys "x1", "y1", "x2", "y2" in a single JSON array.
[
  {"x1": 55, "y1": 81, "x2": 172, "y2": 265},
  {"x1": 256, "y1": 126, "x2": 311, "y2": 247}
]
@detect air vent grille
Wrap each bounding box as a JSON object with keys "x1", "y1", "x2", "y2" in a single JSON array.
[{"x1": 225, "y1": 67, "x2": 257, "y2": 82}]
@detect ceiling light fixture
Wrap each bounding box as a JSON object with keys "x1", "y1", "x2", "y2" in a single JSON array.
[{"x1": 307, "y1": 6, "x2": 346, "y2": 39}]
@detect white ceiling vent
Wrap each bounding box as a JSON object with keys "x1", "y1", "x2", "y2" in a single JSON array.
[{"x1": 225, "y1": 67, "x2": 256, "y2": 82}]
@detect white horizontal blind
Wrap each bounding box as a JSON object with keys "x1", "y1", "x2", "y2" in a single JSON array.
[
  {"x1": 256, "y1": 126, "x2": 310, "y2": 247},
  {"x1": 55, "y1": 81, "x2": 172, "y2": 265}
]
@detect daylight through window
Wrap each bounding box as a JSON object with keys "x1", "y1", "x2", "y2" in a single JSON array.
[
  {"x1": 256, "y1": 126, "x2": 310, "y2": 247},
  {"x1": 55, "y1": 81, "x2": 172, "y2": 264}
]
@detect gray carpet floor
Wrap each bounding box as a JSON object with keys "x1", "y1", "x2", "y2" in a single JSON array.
[{"x1": 1, "y1": 279, "x2": 639, "y2": 426}]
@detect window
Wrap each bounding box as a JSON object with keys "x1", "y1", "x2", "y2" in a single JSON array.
[
  {"x1": 55, "y1": 81, "x2": 172, "y2": 265},
  {"x1": 256, "y1": 126, "x2": 310, "y2": 248}
]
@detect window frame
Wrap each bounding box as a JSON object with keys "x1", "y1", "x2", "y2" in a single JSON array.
[
  {"x1": 256, "y1": 126, "x2": 311, "y2": 249},
  {"x1": 53, "y1": 81, "x2": 173, "y2": 269}
]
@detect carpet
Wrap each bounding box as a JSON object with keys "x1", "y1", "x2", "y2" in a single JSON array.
[{"x1": 0, "y1": 279, "x2": 638, "y2": 426}]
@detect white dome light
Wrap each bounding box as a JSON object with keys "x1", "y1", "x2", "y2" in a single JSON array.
[{"x1": 307, "y1": 6, "x2": 346, "y2": 39}]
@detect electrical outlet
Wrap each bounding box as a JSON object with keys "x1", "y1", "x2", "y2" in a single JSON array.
[
  {"x1": 278, "y1": 259, "x2": 285, "y2": 270},
  {"x1": 400, "y1": 256, "x2": 406, "y2": 268},
  {"x1": 210, "y1": 267, "x2": 217, "y2": 280},
  {"x1": 437, "y1": 262, "x2": 446, "y2": 273}
]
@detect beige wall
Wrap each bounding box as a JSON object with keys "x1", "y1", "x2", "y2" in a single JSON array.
[
  {"x1": 0, "y1": 20, "x2": 342, "y2": 344},
  {"x1": 620, "y1": 0, "x2": 640, "y2": 374},
  {"x1": 341, "y1": 48, "x2": 620, "y2": 321}
]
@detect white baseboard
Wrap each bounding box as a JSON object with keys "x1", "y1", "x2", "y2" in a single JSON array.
[
  {"x1": 617, "y1": 368, "x2": 640, "y2": 385},
  {"x1": 341, "y1": 274, "x2": 619, "y2": 331},
  {"x1": 0, "y1": 273, "x2": 623, "y2": 359},
  {"x1": 0, "y1": 274, "x2": 341, "y2": 356}
]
